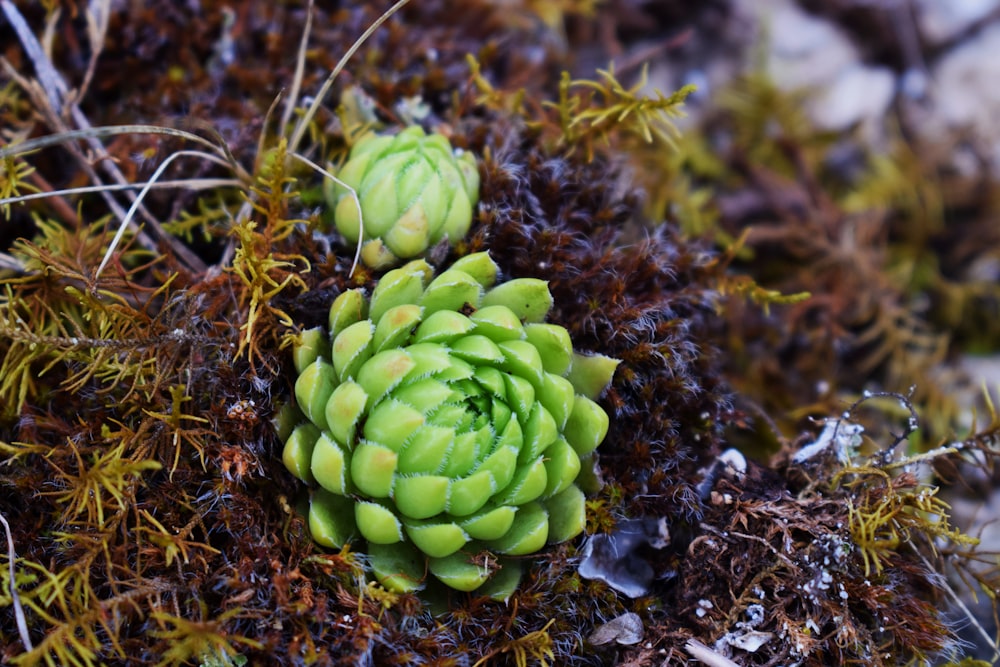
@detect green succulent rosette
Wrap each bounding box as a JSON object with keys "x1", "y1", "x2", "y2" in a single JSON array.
[
  {"x1": 282, "y1": 252, "x2": 618, "y2": 595},
  {"x1": 325, "y1": 125, "x2": 480, "y2": 269}
]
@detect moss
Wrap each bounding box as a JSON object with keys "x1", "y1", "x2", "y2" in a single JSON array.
[{"x1": 0, "y1": 1, "x2": 996, "y2": 665}]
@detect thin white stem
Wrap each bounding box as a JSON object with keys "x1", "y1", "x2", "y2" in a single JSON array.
[
  {"x1": 0, "y1": 178, "x2": 243, "y2": 207},
  {"x1": 0, "y1": 253, "x2": 25, "y2": 272},
  {"x1": 288, "y1": 0, "x2": 412, "y2": 156},
  {"x1": 286, "y1": 151, "x2": 364, "y2": 276},
  {"x1": 0, "y1": 510, "x2": 33, "y2": 651},
  {"x1": 95, "y1": 150, "x2": 239, "y2": 281},
  {"x1": 916, "y1": 549, "x2": 999, "y2": 661},
  {"x1": 280, "y1": 0, "x2": 314, "y2": 136},
  {"x1": 0, "y1": 2, "x2": 233, "y2": 273},
  {"x1": 0, "y1": 125, "x2": 228, "y2": 161}
]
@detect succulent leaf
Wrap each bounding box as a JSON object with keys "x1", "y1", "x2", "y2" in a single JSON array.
[
  {"x1": 309, "y1": 488, "x2": 358, "y2": 548},
  {"x1": 274, "y1": 402, "x2": 306, "y2": 442},
  {"x1": 524, "y1": 323, "x2": 574, "y2": 376},
  {"x1": 459, "y1": 504, "x2": 518, "y2": 540},
  {"x1": 368, "y1": 541, "x2": 426, "y2": 593},
  {"x1": 446, "y1": 470, "x2": 495, "y2": 516},
  {"x1": 541, "y1": 437, "x2": 582, "y2": 498},
  {"x1": 311, "y1": 432, "x2": 351, "y2": 494},
  {"x1": 325, "y1": 381, "x2": 369, "y2": 446},
  {"x1": 494, "y1": 455, "x2": 548, "y2": 506},
  {"x1": 486, "y1": 501, "x2": 549, "y2": 555},
  {"x1": 564, "y1": 395, "x2": 611, "y2": 457},
  {"x1": 480, "y1": 278, "x2": 553, "y2": 323},
  {"x1": 281, "y1": 251, "x2": 618, "y2": 592},
  {"x1": 539, "y1": 372, "x2": 575, "y2": 430},
  {"x1": 293, "y1": 327, "x2": 325, "y2": 374},
  {"x1": 427, "y1": 551, "x2": 494, "y2": 592},
  {"x1": 404, "y1": 520, "x2": 470, "y2": 558},
  {"x1": 328, "y1": 288, "x2": 367, "y2": 339},
  {"x1": 543, "y1": 485, "x2": 587, "y2": 545},
  {"x1": 283, "y1": 423, "x2": 320, "y2": 483},
  {"x1": 413, "y1": 310, "x2": 475, "y2": 343},
  {"x1": 373, "y1": 304, "x2": 423, "y2": 352},
  {"x1": 419, "y1": 270, "x2": 484, "y2": 315},
  {"x1": 473, "y1": 559, "x2": 522, "y2": 602},
  {"x1": 393, "y1": 474, "x2": 450, "y2": 519},
  {"x1": 332, "y1": 320, "x2": 375, "y2": 381},
  {"x1": 364, "y1": 398, "x2": 425, "y2": 450},
  {"x1": 470, "y1": 305, "x2": 526, "y2": 342},
  {"x1": 351, "y1": 443, "x2": 398, "y2": 497},
  {"x1": 566, "y1": 352, "x2": 621, "y2": 400},
  {"x1": 448, "y1": 251, "x2": 497, "y2": 288},
  {"x1": 295, "y1": 359, "x2": 338, "y2": 431},
  {"x1": 355, "y1": 501, "x2": 405, "y2": 544},
  {"x1": 368, "y1": 260, "x2": 431, "y2": 323}
]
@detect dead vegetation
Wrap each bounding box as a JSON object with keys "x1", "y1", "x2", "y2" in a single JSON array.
[{"x1": 1, "y1": 1, "x2": 999, "y2": 665}]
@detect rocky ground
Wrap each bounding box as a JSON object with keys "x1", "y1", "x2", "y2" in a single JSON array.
[{"x1": 2, "y1": 1, "x2": 1000, "y2": 665}]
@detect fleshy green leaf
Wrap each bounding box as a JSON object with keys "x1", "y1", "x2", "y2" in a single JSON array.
[
  {"x1": 447, "y1": 252, "x2": 497, "y2": 289},
  {"x1": 459, "y1": 504, "x2": 518, "y2": 540},
  {"x1": 332, "y1": 320, "x2": 375, "y2": 382},
  {"x1": 564, "y1": 395, "x2": 610, "y2": 456},
  {"x1": 420, "y1": 270, "x2": 484, "y2": 315},
  {"x1": 447, "y1": 470, "x2": 496, "y2": 516},
  {"x1": 295, "y1": 359, "x2": 338, "y2": 431},
  {"x1": 363, "y1": 399, "x2": 425, "y2": 451},
  {"x1": 486, "y1": 501, "x2": 548, "y2": 555},
  {"x1": 543, "y1": 485, "x2": 586, "y2": 544},
  {"x1": 293, "y1": 326, "x2": 326, "y2": 375},
  {"x1": 355, "y1": 501, "x2": 405, "y2": 544},
  {"x1": 540, "y1": 437, "x2": 581, "y2": 498},
  {"x1": 373, "y1": 304, "x2": 423, "y2": 352},
  {"x1": 428, "y1": 551, "x2": 493, "y2": 591},
  {"x1": 282, "y1": 422, "x2": 320, "y2": 483},
  {"x1": 566, "y1": 352, "x2": 620, "y2": 400},
  {"x1": 494, "y1": 456, "x2": 548, "y2": 506},
  {"x1": 369, "y1": 260, "x2": 432, "y2": 322},
  {"x1": 405, "y1": 520, "x2": 470, "y2": 558},
  {"x1": 324, "y1": 380, "x2": 368, "y2": 447},
  {"x1": 368, "y1": 540, "x2": 426, "y2": 593},
  {"x1": 351, "y1": 443, "x2": 398, "y2": 498},
  {"x1": 311, "y1": 432, "x2": 351, "y2": 495},
  {"x1": 470, "y1": 305, "x2": 525, "y2": 342},
  {"x1": 393, "y1": 474, "x2": 450, "y2": 519},
  {"x1": 328, "y1": 289, "x2": 367, "y2": 339},
  {"x1": 309, "y1": 488, "x2": 358, "y2": 548},
  {"x1": 524, "y1": 323, "x2": 573, "y2": 376},
  {"x1": 481, "y1": 278, "x2": 552, "y2": 323}
]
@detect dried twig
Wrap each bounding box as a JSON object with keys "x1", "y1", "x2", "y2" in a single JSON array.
[
  {"x1": 280, "y1": 0, "x2": 315, "y2": 137},
  {"x1": 95, "y1": 149, "x2": 236, "y2": 281},
  {"x1": 684, "y1": 638, "x2": 739, "y2": 667},
  {"x1": 78, "y1": 0, "x2": 112, "y2": 103},
  {"x1": 287, "y1": 0, "x2": 412, "y2": 156},
  {"x1": 0, "y1": 0, "x2": 207, "y2": 272}
]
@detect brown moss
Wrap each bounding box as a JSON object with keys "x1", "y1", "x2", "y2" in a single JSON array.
[{"x1": 0, "y1": 1, "x2": 992, "y2": 665}]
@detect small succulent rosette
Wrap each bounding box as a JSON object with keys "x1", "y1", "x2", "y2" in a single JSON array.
[
  {"x1": 325, "y1": 126, "x2": 480, "y2": 269},
  {"x1": 279, "y1": 252, "x2": 618, "y2": 596}
]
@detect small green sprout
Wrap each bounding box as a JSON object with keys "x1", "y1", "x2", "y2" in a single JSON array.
[{"x1": 325, "y1": 126, "x2": 480, "y2": 269}]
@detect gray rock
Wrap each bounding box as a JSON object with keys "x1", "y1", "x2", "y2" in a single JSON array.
[
  {"x1": 914, "y1": 0, "x2": 1000, "y2": 46},
  {"x1": 732, "y1": 0, "x2": 896, "y2": 139},
  {"x1": 930, "y1": 22, "x2": 1000, "y2": 172}
]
